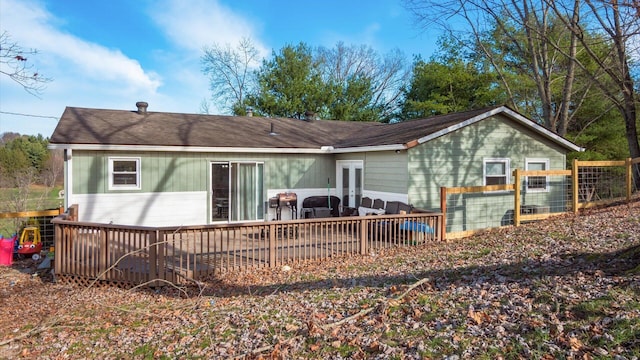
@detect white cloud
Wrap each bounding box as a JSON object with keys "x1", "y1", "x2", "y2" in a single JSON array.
[
  {"x1": 149, "y1": 0, "x2": 270, "y2": 58},
  {"x1": 1, "y1": 0, "x2": 162, "y2": 94}
]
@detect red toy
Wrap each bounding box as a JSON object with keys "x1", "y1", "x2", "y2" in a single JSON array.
[{"x1": 17, "y1": 226, "x2": 42, "y2": 260}]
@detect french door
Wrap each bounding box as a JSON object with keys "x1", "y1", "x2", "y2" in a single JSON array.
[
  {"x1": 211, "y1": 162, "x2": 264, "y2": 222},
  {"x1": 336, "y1": 160, "x2": 363, "y2": 209}
]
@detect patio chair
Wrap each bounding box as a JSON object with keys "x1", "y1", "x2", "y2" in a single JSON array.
[
  {"x1": 301, "y1": 196, "x2": 341, "y2": 218},
  {"x1": 372, "y1": 198, "x2": 385, "y2": 210}
]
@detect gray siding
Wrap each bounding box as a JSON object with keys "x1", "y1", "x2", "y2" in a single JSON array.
[
  {"x1": 364, "y1": 151, "x2": 408, "y2": 194},
  {"x1": 408, "y1": 114, "x2": 567, "y2": 212},
  {"x1": 72, "y1": 151, "x2": 335, "y2": 194},
  {"x1": 336, "y1": 151, "x2": 408, "y2": 194}
]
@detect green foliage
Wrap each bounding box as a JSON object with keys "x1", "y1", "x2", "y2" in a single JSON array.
[
  {"x1": 400, "y1": 55, "x2": 502, "y2": 119},
  {"x1": 566, "y1": 95, "x2": 632, "y2": 161},
  {"x1": 248, "y1": 43, "x2": 328, "y2": 119},
  {"x1": 245, "y1": 41, "x2": 404, "y2": 122},
  {"x1": 327, "y1": 74, "x2": 379, "y2": 121},
  {"x1": 0, "y1": 134, "x2": 50, "y2": 186}
]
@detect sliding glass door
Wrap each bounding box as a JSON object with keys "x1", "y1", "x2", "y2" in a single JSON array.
[{"x1": 211, "y1": 162, "x2": 264, "y2": 222}]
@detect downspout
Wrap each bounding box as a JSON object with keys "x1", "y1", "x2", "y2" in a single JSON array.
[{"x1": 64, "y1": 148, "x2": 72, "y2": 210}]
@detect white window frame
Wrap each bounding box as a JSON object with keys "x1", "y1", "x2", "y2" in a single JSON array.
[
  {"x1": 483, "y1": 158, "x2": 510, "y2": 188},
  {"x1": 108, "y1": 157, "x2": 141, "y2": 190},
  {"x1": 525, "y1": 158, "x2": 550, "y2": 193}
]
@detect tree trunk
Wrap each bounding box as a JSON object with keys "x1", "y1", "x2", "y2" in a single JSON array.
[{"x1": 557, "y1": 0, "x2": 580, "y2": 137}]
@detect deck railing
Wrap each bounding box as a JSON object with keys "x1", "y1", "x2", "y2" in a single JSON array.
[{"x1": 52, "y1": 209, "x2": 443, "y2": 288}]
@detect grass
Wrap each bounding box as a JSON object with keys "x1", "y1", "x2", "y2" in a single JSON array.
[{"x1": 0, "y1": 185, "x2": 63, "y2": 236}]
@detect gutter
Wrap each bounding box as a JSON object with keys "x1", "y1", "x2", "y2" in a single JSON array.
[{"x1": 48, "y1": 143, "x2": 409, "y2": 154}]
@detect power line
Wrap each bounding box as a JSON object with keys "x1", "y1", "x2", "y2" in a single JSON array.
[{"x1": 0, "y1": 111, "x2": 58, "y2": 119}]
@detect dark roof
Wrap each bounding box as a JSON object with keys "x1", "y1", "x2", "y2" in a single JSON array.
[
  {"x1": 50, "y1": 107, "x2": 382, "y2": 148},
  {"x1": 50, "y1": 105, "x2": 581, "y2": 152},
  {"x1": 334, "y1": 106, "x2": 502, "y2": 147}
]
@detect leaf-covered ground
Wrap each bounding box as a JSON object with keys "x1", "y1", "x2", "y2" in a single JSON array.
[{"x1": 1, "y1": 200, "x2": 639, "y2": 359}]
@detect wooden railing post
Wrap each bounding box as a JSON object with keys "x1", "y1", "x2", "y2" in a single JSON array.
[
  {"x1": 149, "y1": 230, "x2": 158, "y2": 285},
  {"x1": 269, "y1": 224, "x2": 276, "y2": 267},
  {"x1": 440, "y1": 187, "x2": 447, "y2": 241},
  {"x1": 69, "y1": 204, "x2": 78, "y2": 221},
  {"x1": 99, "y1": 228, "x2": 107, "y2": 280},
  {"x1": 626, "y1": 157, "x2": 632, "y2": 201},
  {"x1": 54, "y1": 222, "x2": 62, "y2": 276},
  {"x1": 514, "y1": 169, "x2": 521, "y2": 227},
  {"x1": 572, "y1": 158, "x2": 579, "y2": 214},
  {"x1": 359, "y1": 218, "x2": 368, "y2": 254}
]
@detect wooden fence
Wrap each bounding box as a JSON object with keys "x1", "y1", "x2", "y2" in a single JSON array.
[
  {"x1": 0, "y1": 207, "x2": 64, "y2": 249},
  {"x1": 442, "y1": 157, "x2": 640, "y2": 239},
  {"x1": 52, "y1": 207, "x2": 443, "y2": 288}
]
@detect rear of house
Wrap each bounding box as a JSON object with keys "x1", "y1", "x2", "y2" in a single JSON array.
[{"x1": 49, "y1": 103, "x2": 581, "y2": 227}]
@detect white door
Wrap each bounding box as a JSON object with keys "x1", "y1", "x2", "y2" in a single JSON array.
[{"x1": 336, "y1": 160, "x2": 363, "y2": 209}]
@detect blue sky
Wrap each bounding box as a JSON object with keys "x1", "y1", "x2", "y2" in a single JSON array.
[{"x1": 0, "y1": 0, "x2": 441, "y2": 137}]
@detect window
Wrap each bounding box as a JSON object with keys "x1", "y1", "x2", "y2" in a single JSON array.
[
  {"x1": 109, "y1": 157, "x2": 141, "y2": 190},
  {"x1": 483, "y1": 158, "x2": 510, "y2": 186},
  {"x1": 526, "y1": 158, "x2": 549, "y2": 192}
]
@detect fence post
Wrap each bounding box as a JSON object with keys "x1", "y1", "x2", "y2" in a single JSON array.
[
  {"x1": 54, "y1": 222, "x2": 61, "y2": 276},
  {"x1": 514, "y1": 169, "x2": 521, "y2": 227},
  {"x1": 440, "y1": 187, "x2": 447, "y2": 240},
  {"x1": 626, "y1": 158, "x2": 632, "y2": 201},
  {"x1": 360, "y1": 218, "x2": 368, "y2": 254},
  {"x1": 69, "y1": 204, "x2": 78, "y2": 221},
  {"x1": 269, "y1": 224, "x2": 276, "y2": 267},
  {"x1": 99, "y1": 228, "x2": 107, "y2": 280},
  {"x1": 149, "y1": 230, "x2": 157, "y2": 285},
  {"x1": 572, "y1": 158, "x2": 579, "y2": 214}
]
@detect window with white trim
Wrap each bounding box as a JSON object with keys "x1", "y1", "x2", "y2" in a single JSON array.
[
  {"x1": 525, "y1": 158, "x2": 549, "y2": 192},
  {"x1": 109, "y1": 157, "x2": 141, "y2": 190},
  {"x1": 483, "y1": 158, "x2": 510, "y2": 186}
]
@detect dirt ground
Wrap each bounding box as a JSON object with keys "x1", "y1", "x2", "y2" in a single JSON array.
[{"x1": 1, "y1": 199, "x2": 639, "y2": 359}]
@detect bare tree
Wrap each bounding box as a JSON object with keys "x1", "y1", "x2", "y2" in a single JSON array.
[
  {"x1": 0, "y1": 31, "x2": 52, "y2": 96},
  {"x1": 41, "y1": 149, "x2": 63, "y2": 188},
  {"x1": 316, "y1": 42, "x2": 409, "y2": 122},
  {"x1": 405, "y1": 0, "x2": 640, "y2": 184},
  {"x1": 547, "y1": 0, "x2": 640, "y2": 180},
  {"x1": 201, "y1": 37, "x2": 259, "y2": 115},
  {"x1": 404, "y1": 0, "x2": 586, "y2": 136}
]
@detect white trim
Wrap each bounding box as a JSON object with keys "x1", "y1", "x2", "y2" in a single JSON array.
[
  {"x1": 48, "y1": 143, "x2": 333, "y2": 154},
  {"x1": 64, "y1": 149, "x2": 72, "y2": 209},
  {"x1": 331, "y1": 144, "x2": 406, "y2": 153},
  {"x1": 362, "y1": 190, "x2": 409, "y2": 204},
  {"x1": 418, "y1": 108, "x2": 502, "y2": 145},
  {"x1": 336, "y1": 160, "x2": 364, "y2": 208},
  {"x1": 483, "y1": 158, "x2": 511, "y2": 187},
  {"x1": 501, "y1": 108, "x2": 584, "y2": 152},
  {"x1": 417, "y1": 106, "x2": 584, "y2": 152},
  {"x1": 108, "y1": 157, "x2": 141, "y2": 190},
  {"x1": 48, "y1": 143, "x2": 407, "y2": 154},
  {"x1": 525, "y1": 158, "x2": 550, "y2": 193}
]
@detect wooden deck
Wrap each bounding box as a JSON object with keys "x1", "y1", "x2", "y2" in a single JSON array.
[{"x1": 53, "y1": 211, "x2": 443, "y2": 288}]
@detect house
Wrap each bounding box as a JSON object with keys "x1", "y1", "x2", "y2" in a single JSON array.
[{"x1": 48, "y1": 102, "x2": 583, "y2": 227}]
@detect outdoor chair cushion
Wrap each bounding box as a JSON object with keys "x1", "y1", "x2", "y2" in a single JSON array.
[
  {"x1": 372, "y1": 199, "x2": 385, "y2": 209},
  {"x1": 301, "y1": 196, "x2": 341, "y2": 217},
  {"x1": 385, "y1": 201, "x2": 413, "y2": 215}
]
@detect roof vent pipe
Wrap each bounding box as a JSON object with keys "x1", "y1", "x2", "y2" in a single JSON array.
[
  {"x1": 304, "y1": 110, "x2": 316, "y2": 121},
  {"x1": 136, "y1": 101, "x2": 148, "y2": 114},
  {"x1": 246, "y1": 107, "x2": 253, "y2": 117},
  {"x1": 269, "y1": 122, "x2": 278, "y2": 136}
]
